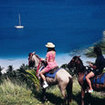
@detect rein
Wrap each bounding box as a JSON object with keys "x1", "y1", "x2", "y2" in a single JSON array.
[
  {"x1": 70, "y1": 56, "x2": 86, "y2": 73},
  {"x1": 36, "y1": 59, "x2": 41, "y2": 74},
  {"x1": 35, "y1": 54, "x2": 42, "y2": 75}
]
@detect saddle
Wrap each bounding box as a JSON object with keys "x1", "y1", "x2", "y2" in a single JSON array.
[
  {"x1": 45, "y1": 66, "x2": 60, "y2": 78},
  {"x1": 92, "y1": 73, "x2": 105, "y2": 90},
  {"x1": 93, "y1": 73, "x2": 105, "y2": 84},
  {"x1": 83, "y1": 71, "x2": 105, "y2": 84},
  {"x1": 83, "y1": 72, "x2": 105, "y2": 90}
]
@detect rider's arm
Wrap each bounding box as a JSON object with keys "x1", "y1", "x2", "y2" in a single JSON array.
[
  {"x1": 41, "y1": 58, "x2": 45, "y2": 61},
  {"x1": 89, "y1": 63, "x2": 97, "y2": 69}
]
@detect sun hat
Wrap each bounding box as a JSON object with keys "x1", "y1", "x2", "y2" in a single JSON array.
[{"x1": 45, "y1": 42, "x2": 55, "y2": 48}]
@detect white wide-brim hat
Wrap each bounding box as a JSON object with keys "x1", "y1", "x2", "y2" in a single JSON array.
[{"x1": 45, "y1": 42, "x2": 55, "y2": 48}]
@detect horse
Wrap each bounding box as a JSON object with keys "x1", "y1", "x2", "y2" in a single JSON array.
[
  {"x1": 28, "y1": 53, "x2": 73, "y2": 105},
  {"x1": 68, "y1": 56, "x2": 105, "y2": 105}
]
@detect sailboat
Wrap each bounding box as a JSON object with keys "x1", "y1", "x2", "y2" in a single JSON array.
[{"x1": 15, "y1": 14, "x2": 24, "y2": 29}]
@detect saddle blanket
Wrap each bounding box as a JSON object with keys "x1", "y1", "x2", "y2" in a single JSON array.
[
  {"x1": 93, "y1": 73, "x2": 105, "y2": 84},
  {"x1": 83, "y1": 73, "x2": 105, "y2": 84},
  {"x1": 45, "y1": 68, "x2": 60, "y2": 78}
]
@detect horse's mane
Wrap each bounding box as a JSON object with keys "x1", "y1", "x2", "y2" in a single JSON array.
[
  {"x1": 77, "y1": 57, "x2": 84, "y2": 66},
  {"x1": 74, "y1": 56, "x2": 86, "y2": 72},
  {"x1": 35, "y1": 54, "x2": 41, "y2": 60}
]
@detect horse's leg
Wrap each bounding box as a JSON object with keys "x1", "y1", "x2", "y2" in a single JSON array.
[
  {"x1": 61, "y1": 89, "x2": 67, "y2": 105},
  {"x1": 59, "y1": 80, "x2": 72, "y2": 105},
  {"x1": 40, "y1": 78, "x2": 47, "y2": 103},
  {"x1": 42, "y1": 88, "x2": 47, "y2": 103},
  {"x1": 81, "y1": 88, "x2": 85, "y2": 105},
  {"x1": 58, "y1": 84, "x2": 67, "y2": 105},
  {"x1": 85, "y1": 93, "x2": 92, "y2": 105},
  {"x1": 66, "y1": 78, "x2": 73, "y2": 105}
]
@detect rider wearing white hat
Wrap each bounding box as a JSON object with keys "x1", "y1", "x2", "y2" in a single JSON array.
[
  {"x1": 39, "y1": 42, "x2": 58, "y2": 88},
  {"x1": 45, "y1": 42, "x2": 55, "y2": 48}
]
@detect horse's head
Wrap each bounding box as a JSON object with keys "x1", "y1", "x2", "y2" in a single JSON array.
[
  {"x1": 28, "y1": 53, "x2": 40, "y2": 68},
  {"x1": 68, "y1": 56, "x2": 85, "y2": 73},
  {"x1": 68, "y1": 56, "x2": 80, "y2": 68}
]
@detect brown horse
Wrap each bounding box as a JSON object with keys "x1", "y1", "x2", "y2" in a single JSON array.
[
  {"x1": 68, "y1": 56, "x2": 105, "y2": 105},
  {"x1": 28, "y1": 53, "x2": 73, "y2": 105}
]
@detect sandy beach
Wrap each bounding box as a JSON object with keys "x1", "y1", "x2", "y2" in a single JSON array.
[
  {"x1": 0, "y1": 58, "x2": 28, "y2": 73},
  {"x1": 0, "y1": 52, "x2": 96, "y2": 74}
]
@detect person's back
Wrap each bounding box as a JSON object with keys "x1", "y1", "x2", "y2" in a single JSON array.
[
  {"x1": 46, "y1": 50, "x2": 57, "y2": 71},
  {"x1": 95, "y1": 55, "x2": 105, "y2": 74},
  {"x1": 39, "y1": 42, "x2": 58, "y2": 88}
]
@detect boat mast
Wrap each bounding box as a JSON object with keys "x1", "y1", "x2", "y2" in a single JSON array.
[
  {"x1": 19, "y1": 14, "x2": 21, "y2": 26},
  {"x1": 14, "y1": 13, "x2": 24, "y2": 28}
]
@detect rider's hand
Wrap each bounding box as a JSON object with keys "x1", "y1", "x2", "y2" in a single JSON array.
[
  {"x1": 41, "y1": 58, "x2": 45, "y2": 61},
  {"x1": 89, "y1": 63, "x2": 97, "y2": 69},
  {"x1": 89, "y1": 63, "x2": 93, "y2": 67}
]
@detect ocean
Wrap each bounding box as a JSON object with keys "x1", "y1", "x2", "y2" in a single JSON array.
[{"x1": 0, "y1": 0, "x2": 105, "y2": 69}]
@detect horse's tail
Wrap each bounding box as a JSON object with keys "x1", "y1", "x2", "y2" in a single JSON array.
[{"x1": 66, "y1": 76, "x2": 73, "y2": 103}]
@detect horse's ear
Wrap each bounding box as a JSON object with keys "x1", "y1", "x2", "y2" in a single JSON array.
[
  {"x1": 29, "y1": 53, "x2": 32, "y2": 57},
  {"x1": 32, "y1": 51, "x2": 35, "y2": 55}
]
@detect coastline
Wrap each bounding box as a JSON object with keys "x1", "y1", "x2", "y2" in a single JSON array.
[
  {"x1": 56, "y1": 52, "x2": 96, "y2": 66},
  {"x1": 0, "y1": 58, "x2": 28, "y2": 73},
  {"x1": 0, "y1": 52, "x2": 96, "y2": 74}
]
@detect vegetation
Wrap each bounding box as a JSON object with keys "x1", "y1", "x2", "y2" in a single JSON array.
[
  {"x1": 0, "y1": 79, "x2": 41, "y2": 105},
  {"x1": 26, "y1": 69, "x2": 40, "y2": 91},
  {"x1": 0, "y1": 64, "x2": 104, "y2": 105},
  {"x1": 0, "y1": 76, "x2": 105, "y2": 105},
  {"x1": 85, "y1": 37, "x2": 105, "y2": 57}
]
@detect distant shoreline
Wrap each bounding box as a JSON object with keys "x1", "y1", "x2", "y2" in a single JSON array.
[{"x1": 0, "y1": 52, "x2": 96, "y2": 74}]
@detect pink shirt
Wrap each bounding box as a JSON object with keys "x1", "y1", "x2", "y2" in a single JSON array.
[{"x1": 43, "y1": 51, "x2": 58, "y2": 72}]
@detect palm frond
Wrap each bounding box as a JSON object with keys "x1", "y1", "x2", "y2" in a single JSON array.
[{"x1": 25, "y1": 69, "x2": 40, "y2": 91}]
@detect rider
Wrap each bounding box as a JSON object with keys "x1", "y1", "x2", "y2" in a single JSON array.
[
  {"x1": 39, "y1": 42, "x2": 58, "y2": 88},
  {"x1": 85, "y1": 46, "x2": 105, "y2": 93}
]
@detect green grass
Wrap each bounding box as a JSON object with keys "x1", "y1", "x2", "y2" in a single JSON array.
[
  {"x1": 0, "y1": 78, "x2": 105, "y2": 105},
  {"x1": 0, "y1": 79, "x2": 42, "y2": 105}
]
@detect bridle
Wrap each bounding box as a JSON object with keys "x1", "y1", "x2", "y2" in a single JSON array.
[
  {"x1": 69, "y1": 56, "x2": 85, "y2": 73},
  {"x1": 34, "y1": 54, "x2": 42, "y2": 75}
]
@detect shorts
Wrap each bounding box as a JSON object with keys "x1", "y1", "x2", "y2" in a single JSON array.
[
  {"x1": 92, "y1": 69, "x2": 102, "y2": 75},
  {"x1": 42, "y1": 65, "x2": 51, "y2": 73}
]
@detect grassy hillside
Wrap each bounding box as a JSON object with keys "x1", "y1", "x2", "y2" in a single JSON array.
[
  {"x1": 0, "y1": 79, "x2": 41, "y2": 105},
  {"x1": 0, "y1": 78, "x2": 105, "y2": 105}
]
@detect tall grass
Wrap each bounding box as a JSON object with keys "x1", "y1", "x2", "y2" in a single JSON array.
[
  {"x1": 0, "y1": 79, "x2": 42, "y2": 105},
  {"x1": 0, "y1": 78, "x2": 105, "y2": 105},
  {"x1": 25, "y1": 69, "x2": 40, "y2": 91}
]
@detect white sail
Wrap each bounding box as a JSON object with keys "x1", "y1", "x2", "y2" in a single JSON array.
[{"x1": 15, "y1": 14, "x2": 24, "y2": 29}]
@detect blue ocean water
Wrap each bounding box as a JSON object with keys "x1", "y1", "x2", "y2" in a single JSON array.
[{"x1": 0, "y1": 0, "x2": 105, "y2": 58}]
